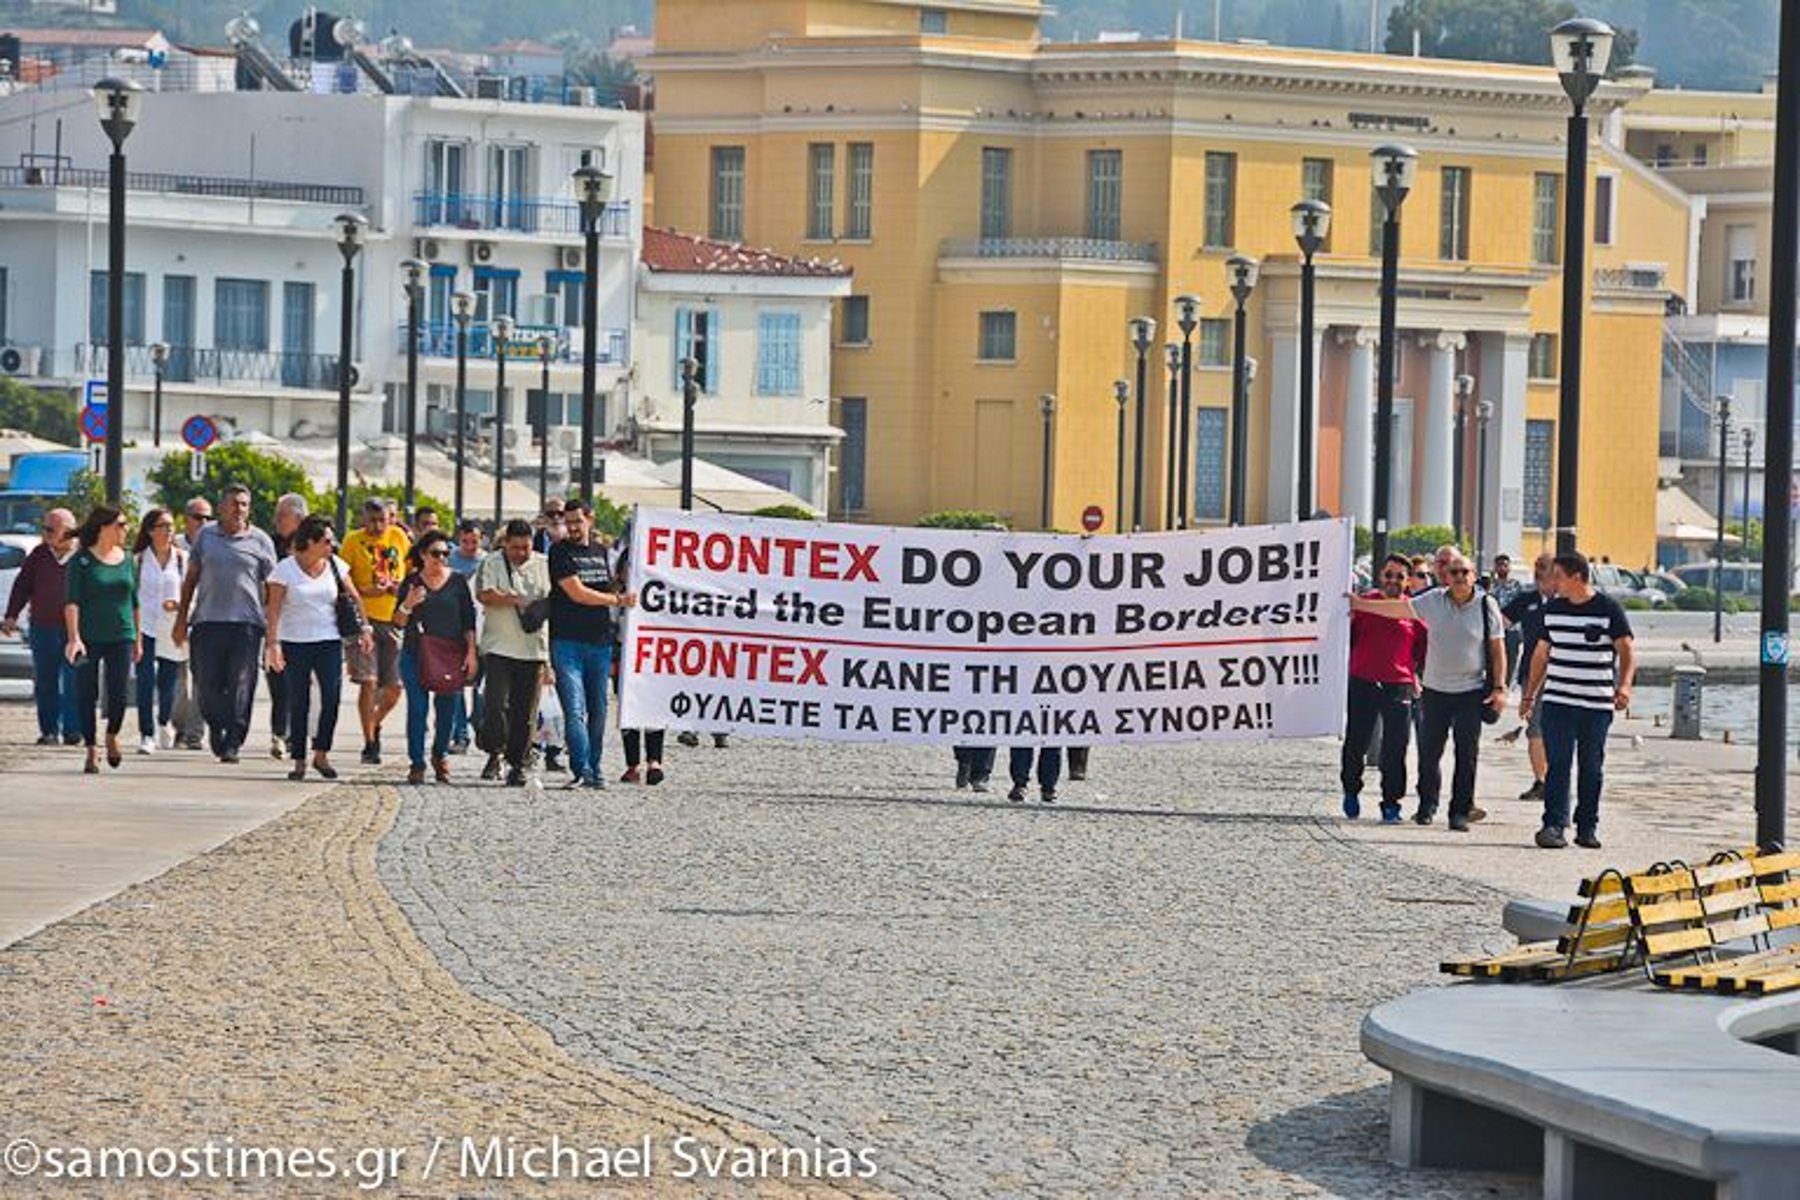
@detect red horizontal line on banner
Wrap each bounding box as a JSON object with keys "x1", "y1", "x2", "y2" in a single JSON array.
[{"x1": 633, "y1": 624, "x2": 1319, "y2": 655}]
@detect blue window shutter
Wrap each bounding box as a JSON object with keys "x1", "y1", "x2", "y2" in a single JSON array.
[
  {"x1": 779, "y1": 313, "x2": 800, "y2": 393},
  {"x1": 704, "y1": 308, "x2": 720, "y2": 394},
  {"x1": 674, "y1": 306, "x2": 692, "y2": 390}
]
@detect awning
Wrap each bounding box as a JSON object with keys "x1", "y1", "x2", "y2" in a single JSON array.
[{"x1": 1657, "y1": 486, "x2": 1742, "y2": 545}]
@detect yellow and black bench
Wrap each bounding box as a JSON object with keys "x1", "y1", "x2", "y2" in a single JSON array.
[
  {"x1": 1654, "y1": 851, "x2": 1800, "y2": 995},
  {"x1": 1441, "y1": 867, "x2": 1644, "y2": 982}
]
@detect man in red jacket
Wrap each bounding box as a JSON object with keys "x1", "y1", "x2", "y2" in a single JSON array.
[
  {"x1": 1341, "y1": 553, "x2": 1426, "y2": 823},
  {"x1": 2, "y1": 507, "x2": 80, "y2": 744}
]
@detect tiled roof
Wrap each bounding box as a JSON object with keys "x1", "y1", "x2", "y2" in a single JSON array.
[{"x1": 640, "y1": 227, "x2": 851, "y2": 277}]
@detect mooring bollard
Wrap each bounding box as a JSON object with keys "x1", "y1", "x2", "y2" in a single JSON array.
[{"x1": 1671, "y1": 664, "x2": 1706, "y2": 741}]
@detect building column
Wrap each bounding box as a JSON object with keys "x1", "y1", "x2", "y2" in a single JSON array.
[
  {"x1": 1479, "y1": 333, "x2": 1531, "y2": 564},
  {"x1": 1338, "y1": 327, "x2": 1378, "y2": 527},
  {"x1": 1419, "y1": 331, "x2": 1467, "y2": 529},
  {"x1": 1264, "y1": 328, "x2": 1300, "y2": 523}
]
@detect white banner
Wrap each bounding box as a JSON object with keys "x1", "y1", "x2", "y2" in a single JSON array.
[{"x1": 619, "y1": 510, "x2": 1351, "y2": 747}]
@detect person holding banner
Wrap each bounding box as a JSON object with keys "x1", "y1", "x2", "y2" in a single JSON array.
[
  {"x1": 1350, "y1": 552, "x2": 1506, "y2": 832},
  {"x1": 953, "y1": 746, "x2": 994, "y2": 793},
  {"x1": 610, "y1": 515, "x2": 667, "y2": 786},
  {"x1": 548, "y1": 501, "x2": 636, "y2": 790},
  {"x1": 1341, "y1": 554, "x2": 1425, "y2": 824},
  {"x1": 1007, "y1": 747, "x2": 1061, "y2": 804}
]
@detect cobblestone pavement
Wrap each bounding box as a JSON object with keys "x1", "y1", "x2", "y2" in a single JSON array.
[{"x1": 379, "y1": 738, "x2": 1545, "y2": 1199}]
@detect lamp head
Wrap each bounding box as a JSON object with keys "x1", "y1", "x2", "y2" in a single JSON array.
[
  {"x1": 1164, "y1": 341, "x2": 1181, "y2": 371},
  {"x1": 1455, "y1": 373, "x2": 1475, "y2": 398},
  {"x1": 1290, "y1": 199, "x2": 1332, "y2": 258},
  {"x1": 1370, "y1": 143, "x2": 1419, "y2": 217},
  {"x1": 400, "y1": 257, "x2": 426, "y2": 289},
  {"x1": 1226, "y1": 254, "x2": 1259, "y2": 305},
  {"x1": 1039, "y1": 393, "x2": 1056, "y2": 418},
  {"x1": 149, "y1": 341, "x2": 169, "y2": 365},
  {"x1": 1743, "y1": 425, "x2": 1757, "y2": 450},
  {"x1": 92, "y1": 78, "x2": 144, "y2": 149},
  {"x1": 1174, "y1": 293, "x2": 1201, "y2": 335},
  {"x1": 1245, "y1": 356, "x2": 1259, "y2": 383},
  {"x1": 1113, "y1": 379, "x2": 1129, "y2": 407},
  {"x1": 538, "y1": 333, "x2": 557, "y2": 359},
  {"x1": 1129, "y1": 316, "x2": 1156, "y2": 353},
  {"x1": 1715, "y1": 394, "x2": 1733, "y2": 426},
  {"x1": 491, "y1": 314, "x2": 515, "y2": 344},
  {"x1": 572, "y1": 164, "x2": 615, "y2": 225},
  {"x1": 1550, "y1": 17, "x2": 1616, "y2": 109},
  {"x1": 1476, "y1": 399, "x2": 1494, "y2": 422},
  {"x1": 451, "y1": 290, "x2": 476, "y2": 325},
  {"x1": 334, "y1": 212, "x2": 368, "y2": 262}
]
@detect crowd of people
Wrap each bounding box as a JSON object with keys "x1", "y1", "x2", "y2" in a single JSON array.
[{"x1": 1343, "y1": 545, "x2": 1636, "y2": 851}]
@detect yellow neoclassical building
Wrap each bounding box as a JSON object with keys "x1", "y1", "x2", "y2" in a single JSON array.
[{"x1": 646, "y1": 0, "x2": 1685, "y2": 565}]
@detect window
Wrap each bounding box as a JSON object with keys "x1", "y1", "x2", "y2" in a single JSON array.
[
  {"x1": 839, "y1": 397, "x2": 868, "y2": 512},
  {"x1": 1532, "y1": 173, "x2": 1561, "y2": 265},
  {"x1": 488, "y1": 144, "x2": 530, "y2": 230},
  {"x1": 1693, "y1": 143, "x2": 1709, "y2": 166},
  {"x1": 1529, "y1": 333, "x2": 1557, "y2": 380},
  {"x1": 675, "y1": 306, "x2": 719, "y2": 393},
  {"x1": 87, "y1": 271, "x2": 146, "y2": 345},
  {"x1": 281, "y1": 281, "x2": 315, "y2": 387},
  {"x1": 1728, "y1": 224, "x2": 1757, "y2": 304},
  {"x1": 846, "y1": 143, "x2": 874, "y2": 239},
  {"x1": 162, "y1": 275, "x2": 195, "y2": 381},
  {"x1": 1198, "y1": 318, "x2": 1230, "y2": 367},
  {"x1": 980, "y1": 147, "x2": 1012, "y2": 240},
  {"x1": 1302, "y1": 157, "x2": 1333, "y2": 250},
  {"x1": 547, "y1": 271, "x2": 583, "y2": 327},
  {"x1": 710, "y1": 146, "x2": 746, "y2": 241},
  {"x1": 840, "y1": 295, "x2": 870, "y2": 345},
  {"x1": 807, "y1": 143, "x2": 835, "y2": 240},
  {"x1": 1203, "y1": 152, "x2": 1236, "y2": 248},
  {"x1": 1369, "y1": 180, "x2": 1389, "y2": 257},
  {"x1": 978, "y1": 311, "x2": 1017, "y2": 361},
  {"x1": 1439, "y1": 166, "x2": 1471, "y2": 261},
  {"x1": 1594, "y1": 174, "x2": 1615, "y2": 246},
  {"x1": 213, "y1": 279, "x2": 269, "y2": 351},
  {"x1": 427, "y1": 265, "x2": 456, "y2": 330},
  {"x1": 1523, "y1": 419, "x2": 1555, "y2": 529},
  {"x1": 473, "y1": 268, "x2": 520, "y2": 321},
  {"x1": 422, "y1": 138, "x2": 467, "y2": 224},
  {"x1": 755, "y1": 311, "x2": 803, "y2": 395},
  {"x1": 1655, "y1": 144, "x2": 1674, "y2": 168},
  {"x1": 527, "y1": 390, "x2": 573, "y2": 429},
  {"x1": 1086, "y1": 149, "x2": 1122, "y2": 242},
  {"x1": 920, "y1": 8, "x2": 947, "y2": 33},
  {"x1": 1193, "y1": 408, "x2": 1228, "y2": 520}
]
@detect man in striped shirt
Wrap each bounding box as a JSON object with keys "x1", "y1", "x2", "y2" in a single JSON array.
[{"x1": 1518, "y1": 552, "x2": 1636, "y2": 850}]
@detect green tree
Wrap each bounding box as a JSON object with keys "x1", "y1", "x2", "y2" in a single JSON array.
[
  {"x1": 1385, "y1": 0, "x2": 1638, "y2": 69},
  {"x1": 52, "y1": 468, "x2": 143, "y2": 524},
  {"x1": 0, "y1": 379, "x2": 78, "y2": 445},
  {"x1": 146, "y1": 444, "x2": 316, "y2": 530}
]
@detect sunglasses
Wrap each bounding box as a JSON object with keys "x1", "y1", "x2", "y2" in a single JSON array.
[
  {"x1": 1448, "y1": 567, "x2": 1472, "y2": 577},
  {"x1": 426, "y1": 547, "x2": 451, "y2": 559}
]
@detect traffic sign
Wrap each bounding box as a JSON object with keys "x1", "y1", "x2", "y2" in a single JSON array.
[
  {"x1": 181, "y1": 414, "x2": 219, "y2": 452},
  {"x1": 1081, "y1": 504, "x2": 1104, "y2": 533},
  {"x1": 79, "y1": 404, "x2": 107, "y2": 443},
  {"x1": 84, "y1": 379, "x2": 107, "y2": 410}
]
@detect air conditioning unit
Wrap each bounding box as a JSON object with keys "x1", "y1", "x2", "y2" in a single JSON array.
[
  {"x1": 336, "y1": 360, "x2": 366, "y2": 389},
  {"x1": 558, "y1": 428, "x2": 579, "y2": 452},
  {"x1": 558, "y1": 245, "x2": 584, "y2": 271},
  {"x1": 473, "y1": 75, "x2": 506, "y2": 100},
  {"x1": 469, "y1": 240, "x2": 497, "y2": 266},
  {"x1": 0, "y1": 345, "x2": 41, "y2": 376},
  {"x1": 415, "y1": 237, "x2": 445, "y2": 262}
]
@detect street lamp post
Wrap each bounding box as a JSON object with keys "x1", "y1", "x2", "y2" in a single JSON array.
[
  {"x1": 1163, "y1": 342, "x2": 1180, "y2": 528},
  {"x1": 332, "y1": 212, "x2": 367, "y2": 536},
  {"x1": 450, "y1": 290, "x2": 475, "y2": 520},
  {"x1": 1226, "y1": 254, "x2": 1259, "y2": 526},
  {"x1": 679, "y1": 356, "x2": 699, "y2": 511},
  {"x1": 1743, "y1": 425, "x2": 1757, "y2": 577},
  {"x1": 400, "y1": 258, "x2": 425, "y2": 512},
  {"x1": 1475, "y1": 399, "x2": 1494, "y2": 573},
  {"x1": 1451, "y1": 373, "x2": 1474, "y2": 550},
  {"x1": 149, "y1": 342, "x2": 168, "y2": 447},
  {"x1": 1039, "y1": 392, "x2": 1057, "y2": 530},
  {"x1": 1113, "y1": 379, "x2": 1129, "y2": 534},
  {"x1": 93, "y1": 77, "x2": 142, "y2": 506},
  {"x1": 1291, "y1": 200, "x2": 1332, "y2": 522},
  {"x1": 1715, "y1": 394, "x2": 1732, "y2": 645},
  {"x1": 573, "y1": 165, "x2": 615, "y2": 502},
  {"x1": 1550, "y1": 17, "x2": 1617, "y2": 555},
  {"x1": 490, "y1": 314, "x2": 514, "y2": 526},
  {"x1": 537, "y1": 334, "x2": 555, "y2": 507},
  {"x1": 1370, "y1": 142, "x2": 1419, "y2": 567},
  {"x1": 1129, "y1": 317, "x2": 1155, "y2": 531},
  {"x1": 1174, "y1": 295, "x2": 1199, "y2": 528}
]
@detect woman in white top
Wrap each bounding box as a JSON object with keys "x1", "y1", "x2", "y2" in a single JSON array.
[
  {"x1": 131, "y1": 507, "x2": 186, "y2": 754},
  {"x1": 266, "y1": 516, "x2": 370, "y2": 782}
]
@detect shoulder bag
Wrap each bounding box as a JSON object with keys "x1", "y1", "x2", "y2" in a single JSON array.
[
  {"x1": 417, "y1": 632, "x2": 468, "y2": 694},
  {"x1": 331, "y1": 560, "x2": 367, "y2": 640},
  {"x1": 506, "y1": 556, "x2": 552, "y2": 633}
]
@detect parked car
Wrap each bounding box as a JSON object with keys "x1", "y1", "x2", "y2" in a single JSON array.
[
  {"x1": 1591, "y1": 563, "x2": 1670, "y2": 608},
  {"x1": 1643, "y1": 570, "x2": 1688, "y2": 601},
  {"x1": 1668, "y1": 561, "x2": 1800, "y2": 596},
  {"x1": 0, "y1": 531, "x2": 37, "y2": 679}
]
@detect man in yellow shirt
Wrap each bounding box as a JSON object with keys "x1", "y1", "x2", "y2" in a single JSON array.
[{"x1": 340, "y1": 497, "x2": 411, "y2": 764}]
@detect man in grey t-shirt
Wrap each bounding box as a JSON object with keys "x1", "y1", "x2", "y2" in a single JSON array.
[
  {"x1": 1350, "y1": 552, "x2": 1506, "y2": 831},
  {"x1": 172, "y1": 483, "x2": 276, "y2": 763}
]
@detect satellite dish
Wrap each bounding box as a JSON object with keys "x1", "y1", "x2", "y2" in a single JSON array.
[
  {"x1": 380, "y1": 33, "x2": 414, "y2": 59},
  {"x1": 224, "y1": 14, "x2": 261, "y2": 45},
  {"x1": 333, "y1": 17, "x2": 365, "y2": 47}
]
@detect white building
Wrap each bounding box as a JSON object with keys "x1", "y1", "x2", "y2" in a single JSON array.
[
  {"x1": 0, "y1": 43, "x2": 643, "y2": 504},
  {"x1": 634, "y1": 228, "x2": 850, "y2": 512}
]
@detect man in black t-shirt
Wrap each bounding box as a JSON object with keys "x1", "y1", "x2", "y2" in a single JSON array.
[{"x1": 548, "y1": 501, "x2": 636, "y2": 788}]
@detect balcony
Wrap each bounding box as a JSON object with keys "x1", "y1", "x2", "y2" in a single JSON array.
[
  {"x1": 939, "y1": 236, "x2": 1161, "y2": 264},
  {"x1": 400, "y1": 322, "x2": 628, "y2": 365},
  {"x1": 0, "y1": 165, "x2": 363, "y2": 208},
  {"x1": 78, "y1": 343, "x2": 352, "y2": 390},
  {"x1": 1594, "y1": 265, "x2": 1668, "y2": 293},
  {"x1": 413, "y1": 193, "x2": 633, "y2": 238}
]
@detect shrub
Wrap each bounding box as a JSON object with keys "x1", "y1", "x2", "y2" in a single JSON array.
[
  {"x1": 1621, "y1": 597, "x2": 1652, "y2": 611},
  {"x1": 148, "y1": 445, "x2": 316, "y2": 529},
  {"x1": 0, "y1": 379, "x2": 78, "y2": 445},
  {"x1": 748, "y1": 504, "x2": 820, "y2": 522},
  {"x1": 1673, "y1": 586, "x2": 1751, "y2": 614},
  {"x1": 918, "y1": 510, "x2": 1005, "y2": 530}
]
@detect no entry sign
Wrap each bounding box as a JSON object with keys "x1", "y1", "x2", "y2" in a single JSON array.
[{"x1": 1081, "y1": 505, "x2": 1105, "y2": 533}]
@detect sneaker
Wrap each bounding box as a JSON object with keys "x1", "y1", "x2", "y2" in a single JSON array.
[
  {"x1": 1007, "y1": 783, "x2": 1026, "y2": 803},
  {"x1": 677, "y1": 731, "x2": 700, "y2": 748},
  {"x1": 646, "y1": 765, "x2": 665, "y2": 786},
  {"x1": 157, "y1": 724, "x2": 175, "y2": 751},
  {"x1": 620, "y1": 765, "x2": 641, "y2": 784},
  {"x1": 449, "y1": 738, "x2": 470, "y2": 756},
  {"x1": 1575, "y1": 830, "x2": 1603, "y2": 850},
  {"x1": 270, "y1": 735, "x2": 287, "y2": 760},
  {"x1": 138, "y1": 735, "x2": 155, "y2": 756},
  {"x1": 1380, "y1": 804, "x2": 1402, "y2": 824},
  {"x1": 219, "y1": 747, "x2": 240, "y2": 764},
  {"x1": 1068, "y1": 767, "x2": 1087, "y2": 782},
  {"x1": 360, "y1": 739, "x2": 380, "y2": 766},
  {"x1": 971, "y1": 779, "x2": 989, "y2": 793},
  {"x1": 712, "y1": 733, "x2": 730, "y2": 748},
  {"x1": 1040, "y1": 786, "x2": 1057, "y2": 804},
  {"x1": 543, "y1": 747, "x2": 562, "y2": 772},
  {"x1": 1465, "y1": 806, "x2": 1487, "y2": 825},
  {"x1": 1342, "y1": 793, "x2": 1362, "y2": 819},
  {"x1": 1412, "y1": 808, "x2": 1435, "y2": 826},
  {"x1": 179, "y1": 736, "x2": 204, "y2": 751},
  {"x1": 1535, "y1": 826, "x2": 1568, "y2": 850},
  {"x1": 1448, "y1": 815, "x2": 1470, "y2": 832},
  {"x1": 581, "y1": 775, "x2": 607, "y2": 790},
  {"x1": 504, "y1": 767, "x2": 526, "y2": 788},
  {"x1": 480, "y1": 753, "x2": 502, "y2": 782},
  {"x1": 955, "y1": 760, "x2": 972, "y2": 790},
  {"x1": 1518, "y1": 781, "x2": 1545, "y2": 802},
  {"x1": 62, "y1": 732, "x2": 81, "y2": 746},
  {"x1": 35, "y1": 733, "x2": 56, "y2": 746}
]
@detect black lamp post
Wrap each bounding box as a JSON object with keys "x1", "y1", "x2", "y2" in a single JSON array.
[
  {"x1": 93, "y1": 77, "x2": 142, "y2": 506},
  {"x1": 1291, "y1": 200, "x2": 1332, "y2": 522},
  {"x1": 1226, "y1": 254, "x2": 1259, "y2": 526},
  {"x1": 450, "y1": 289, "x2": 475, "y2": 520},
  {"x1": 490, "y1": 314, "x2": 514, "y2": 526},
  {"x1": 537, "y1": 333, "x2": 555, "y2": 508},
  {"x1": 1475, "y1": 398, "x2": 1493, "y2": 572},
  {"x1": 1128, "y1": 317, "x2": 1155, "y2": 531},
  {"x1": 1039, "y1": 392, "x2": 1057, "y2": 530},
  {"x1": 1550, "y1": 16, "x2": 1616, "y2": 555},
  {"x1": 1113, "y1": 378, "x2": 1129, "y2": 534},
  {"x1": 1451, "y1": 372, "x2": 1474, "y2": 550},
  {"x1": 573, "y1": 164, "x2": 615, "y2": 502},
  {"x1": 679, "y1": 356, "x2": 700, "y2": 511},
  {"x1": 400, "y1": 257, "x2": 425, "y2": 513},
  {"x1": 1370, "y1": 142, "x2": 1419, "y2": 567},
  {"x1": 1174, "y1": 294, "x2": 1199, "y2": 528},
  {"x1": 149, "y1": 341, "x2": 168, "y2": 447},
  {"x1": 332, "y1": 211, "x2": 367, "y2": 536},
  {"x1": 1715, "y1": 394, "x2": 1732, "y2": 644},
  {"x1": 1163, "y1": 342, "x2": 1180, "y2": 528},
  {"x1": 1743, "y1": 425, "x2": 1757, "y2": 577}
]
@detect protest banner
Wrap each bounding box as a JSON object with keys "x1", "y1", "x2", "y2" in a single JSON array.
[{"x1": 619, "y1": 510, "x2": 1352, "y2": 747}]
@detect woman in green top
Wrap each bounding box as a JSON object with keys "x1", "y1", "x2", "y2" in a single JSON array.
[{"x1": 64, "y1": 504, "x2": 141, "y2": 773}]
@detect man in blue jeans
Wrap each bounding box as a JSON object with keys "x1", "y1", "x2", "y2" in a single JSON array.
[
  {"x1": 1518, "y1": 552, "x2": 1635, "y2": 851},
  {"x1": 548, "y1": 501, "x2": 637, "y2": 788},
  {"x1": 3, "y1": 507, "x2": 79, "y2": 743}
]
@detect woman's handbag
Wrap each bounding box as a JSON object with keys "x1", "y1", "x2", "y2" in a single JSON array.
[
  {"x1": 331, "y1": 561, "x2": 366, "y2": 639},
  {"x1": 416, "y1": 633, "x2": 468, "y2": 694}
]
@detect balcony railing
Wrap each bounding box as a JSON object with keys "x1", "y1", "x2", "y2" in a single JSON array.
[
  {"x1": 400, "y1": 322, "x2": 628, "y2": 365},
  {"x1": 1594, "y1": 265, "x2": 1668, "y2": 292},
  {"x1": 939, "y1": 236, "x2": 1161, "y2": 263},
  {"x1": 413, "y1": 193, "x2": 633, "y2": 237},
  {"x1": 1, "y1": 166, "x2": 364, "y2": 207},
  {"x1": 79, "y1": 343, "x2": 352, "y2": 389}
]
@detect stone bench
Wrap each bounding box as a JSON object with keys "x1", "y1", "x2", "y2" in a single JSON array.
[{"x1": 1362, "y1": 984, "x2": 1800, "y2": 1199}]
